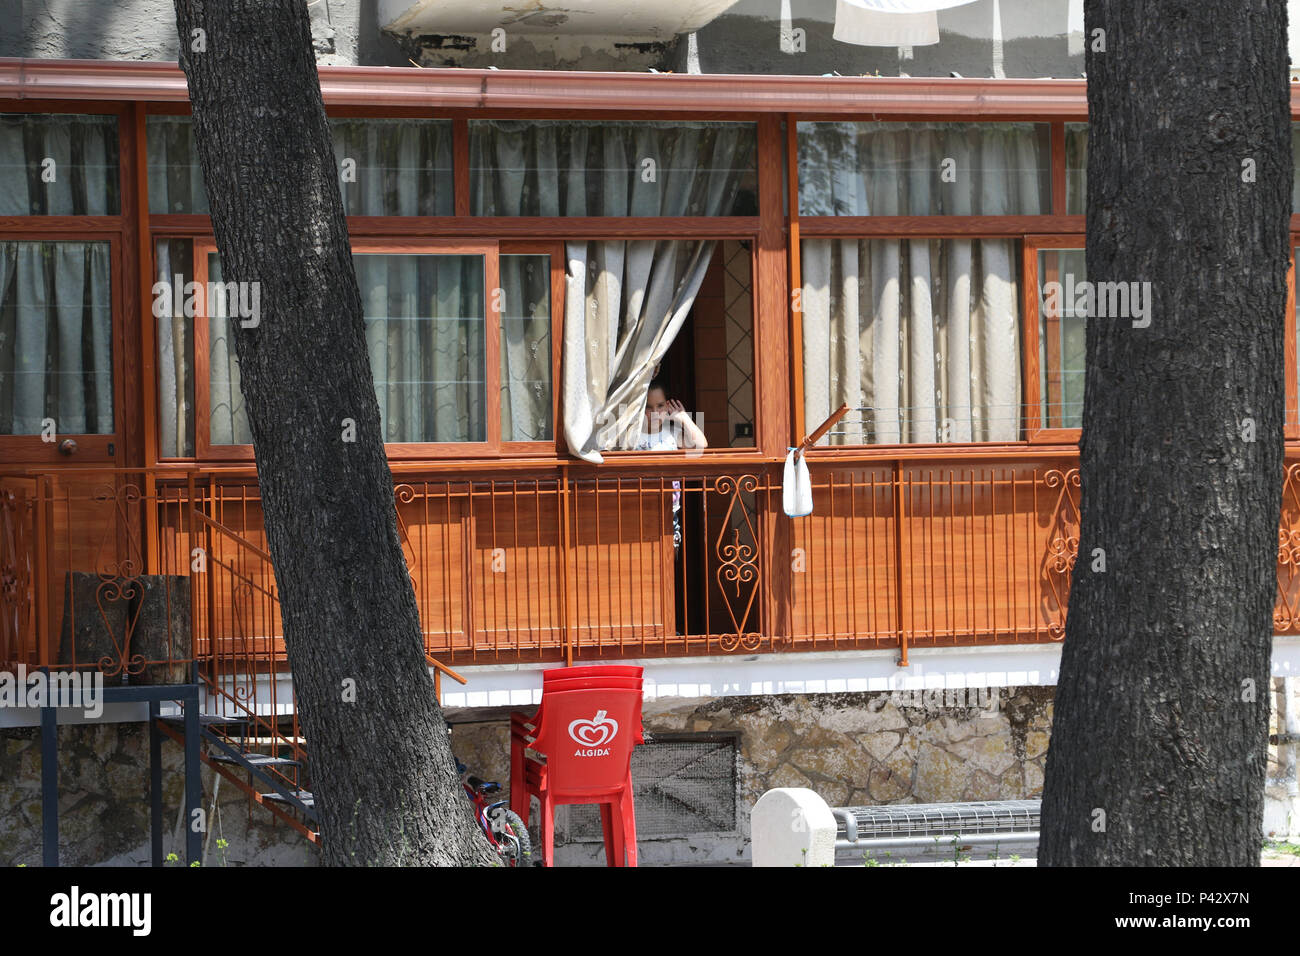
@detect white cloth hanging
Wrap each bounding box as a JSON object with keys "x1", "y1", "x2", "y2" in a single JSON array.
[
  {"x1": 783, "y1": 448, "x2": 814, "y2": 517},
  {"x1": 833, "y1": 0, "x2": 980, "y2": 47},
  {"x1": 834, "y1": 2, "x2": 940, "y2": 45}
]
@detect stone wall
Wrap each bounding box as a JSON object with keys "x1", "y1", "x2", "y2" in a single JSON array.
[
  {"x1": 450, "y1": 685, "x2": 1054, "y2": 865},
  {"x1": 5, "y1": 679, "x2": 1296, "y2": 866},
  {"x1": 0, "y1": 722, "x2": 318, "y2": 867}
]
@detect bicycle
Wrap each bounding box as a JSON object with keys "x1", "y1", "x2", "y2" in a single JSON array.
[{"x1": 456, "y1": 757, "x2": 533, "y2": 867}]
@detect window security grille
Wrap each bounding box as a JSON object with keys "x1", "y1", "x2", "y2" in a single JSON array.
[{"x1": 554, "y1": 735, "x2": 738, "y2": 843}]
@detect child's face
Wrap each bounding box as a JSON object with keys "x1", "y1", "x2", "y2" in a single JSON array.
[{"x1": 646, "y1": 387, "x2": 669, "y2": 427}]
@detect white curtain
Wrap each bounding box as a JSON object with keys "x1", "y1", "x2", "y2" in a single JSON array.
[
  {"x1": 357, "y1": 253, "x2": 485, "y2": 443},
  {"x1": 147, "y1": 116, "x2": 454, "y2": 216},
  {"x1": 470, "y1": 120, "x2": 756, "y2": 217},
  {"x1": 798, "y1": 121, "x2": 1049, "y2": 217},
  {"x1": 156, "y1": 240, "x2": 194, "y2": 457},
  {"x1": 0, "y1": 114, "x2": 119, "y2": 216},
  {"x1": 201, "y1": 252, "x2": 487, "y2": 447},
  {"x1": 801, "y1": 237, "x2": 1020, "y2": 445},
  {"x1": 500, "y1": 254, "x2": 552, "y2": 442},
  {"x1": 147, "y1": 116, "x2": 208, "y2": 215},
  {"x1": 332, "y1": 119, "x2": 454, "y2": 217},
  {"x1": 564, "y1": 240, "x2": 716, "y2": 461},
  {"x1": 1066, "y1": 123, "x2": 1088, "y2": 214},
  {"x1": 205, "y1": 255, "x2": 253, "y2": 446},
  {"x1": 0, "y1": 241, "x2": 113, "y2": 435}
]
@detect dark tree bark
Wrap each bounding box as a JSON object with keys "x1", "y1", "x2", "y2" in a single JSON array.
[
  {"x1": 172, "y1": 0, "x2": 495, "y2": 865},
  {"x1": 1040, "y1": 1, "x2": 1291, "y2": 865}
]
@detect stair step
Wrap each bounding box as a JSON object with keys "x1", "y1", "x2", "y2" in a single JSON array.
[
  {"x1": 159, "y1": 713, "x2": 249, "y2": 728},
  {"x1": 209, "y1": 751, "x2": 300, "y2": 769},
  {"x1": 262, "y1": 789, "x2": 315, "y2": 809}
]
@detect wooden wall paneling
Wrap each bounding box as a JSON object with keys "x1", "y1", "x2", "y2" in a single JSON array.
[
  {"x1": 692, "y1": 249, "x2": 730, "y2": 449},
  {"x1": 468, "y1": 481, "x2": 565, "y2": 656}
]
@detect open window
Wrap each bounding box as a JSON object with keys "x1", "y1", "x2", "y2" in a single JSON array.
[{"x1": 562, "y1": 238, "x2": 757, "y2": 460}]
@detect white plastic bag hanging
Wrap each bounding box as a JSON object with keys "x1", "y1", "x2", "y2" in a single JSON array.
[{"x1": 783, "y1": 448, "x2": 814, "y2": 517}]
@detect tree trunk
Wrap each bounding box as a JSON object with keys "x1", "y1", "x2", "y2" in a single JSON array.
[
  {"x1": 1040, "y1": 0, "x2": 1291, "y2": 865},
  {"x1": 172, "y1": 0, "x2": 495, "y2": 866}
]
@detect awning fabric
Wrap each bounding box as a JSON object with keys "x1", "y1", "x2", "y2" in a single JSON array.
[{"x1": 833, "y1": 0, "x2": 979, "y2": 47}]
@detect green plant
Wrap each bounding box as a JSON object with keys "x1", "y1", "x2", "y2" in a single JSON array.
[{"x1": 1264, "y1": 839, "x2": 1300, "y2": 857}]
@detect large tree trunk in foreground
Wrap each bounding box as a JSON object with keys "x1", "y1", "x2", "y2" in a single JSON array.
[
  {"x1": 174, "y1": 0, "x2": 494, "y2": 865},
  {"x1": 1041, "y1": 0, "x2": 1291, "y2": 865}
]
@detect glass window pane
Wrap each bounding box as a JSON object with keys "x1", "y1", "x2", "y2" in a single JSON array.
[
  {"x1": 500, "y1": 254, "x2": 552, "y2": 442},
  {"x1": 147, "y1": 117, "x2": 208, "y2": 215},
  {"x1": 470, "y1": 120, "x2": 758, "y2": 216},
  {"x1": 0, "y1": 114, "x2": 121, "y2": 215},
  {"x1": 148, "y1": 117, "x2": 454, "y2": 216},
  {"x1": 1038, "y1": 248, "x2": 1087, "y2": 429},
  {"x1": 332, "y1": 119, "x2": 454, "y2": 216},
  {"x1": 1066, "y1": 123, "x2": 1087, "y2": 214},
  {"x1": 204, "y1": 251, "x2": 487, "y2": 447},
  {"x1": 155, "y1": 238, "x2": 196, "y2": 457},
  {"x1": 0, "y1": 241, "x2": 114, "y2": 435},
  {"x1": 799, "y1": 237, "x2": 1023, "y2": 444},
  {"x1": 356, "y1": 253, "x2": 485, "y2": 443},
  {"x1": 205, "y1": 254, "x2": 253, "y2": 446},
  {"x1": 796, "y1": 121, "x2": 1051, "y2": 216}
]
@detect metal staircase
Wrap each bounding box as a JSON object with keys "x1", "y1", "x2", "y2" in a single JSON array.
[
  {"x1": 157, "y1": 504, "x2": 466, "y2": 848},
  {"x1": 157, "y1": 709, "x2": 321, "y2": 843}
]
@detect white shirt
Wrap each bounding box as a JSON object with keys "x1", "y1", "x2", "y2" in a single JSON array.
[
  {"x1": 635, "y1": 427, "x2": 681, "y2": 514},
  {"x1": 634, "y1": 428, "x2": 678, "y2": 452}
]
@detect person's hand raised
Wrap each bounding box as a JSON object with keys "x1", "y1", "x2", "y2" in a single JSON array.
[{"x1": 666, "y1": 399, "x2": 687, "y2": 420}]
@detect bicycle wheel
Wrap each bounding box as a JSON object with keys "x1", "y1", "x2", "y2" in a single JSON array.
[{"x1": 500, "y1": 810, "x2": 532, "y2": 867}]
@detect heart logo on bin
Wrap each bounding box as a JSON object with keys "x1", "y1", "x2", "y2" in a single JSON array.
[{"x1": 568, "y1": 710, "x2": 619, "y2": 748}]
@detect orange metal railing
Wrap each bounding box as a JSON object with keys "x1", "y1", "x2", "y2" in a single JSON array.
[
  {"x1": 0, "y1": 470, "x2": 198, "y2": 680},
  {"x1": 19, "y1": 454, "x2": 1300, "y2": 685}
]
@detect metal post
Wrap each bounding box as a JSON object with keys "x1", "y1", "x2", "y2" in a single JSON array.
[
  {"x1": 40, "y1": 697, "x2": 57, "y2": 867},
  {"x1": 183, "y1": 690, "x2": 202, "y2": 865},
  {"x1": 149, "y1": 699, "x2": 163, "y2": 866}
]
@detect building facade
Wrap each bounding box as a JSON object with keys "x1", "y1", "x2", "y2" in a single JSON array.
[{"x1": 2, "y1": 0, "x2": 1300, "y2": 864}]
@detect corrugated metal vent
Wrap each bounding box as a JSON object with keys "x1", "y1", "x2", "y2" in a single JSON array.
[{"x1": 556, "y1": 734, "x2": 737, "y2": 843}]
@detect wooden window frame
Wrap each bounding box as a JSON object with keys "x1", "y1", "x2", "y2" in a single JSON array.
[
  {"x1": 787, "y1": 116, "x2": 1085, "y2": 454},
  {"x1": 595, "y1": 233, "x2": 763, "y2": 461},
  {"x1": 499, "y1": 240, "x2": 565, "y2": 456},
  {"x1": 190, "y1": 237, "x2": 502, "y2": 461},
  {"x1": 0, "y1": 230, "x2": 126, "y2": 465},
  {"x1": 141, "y1": 105, "x2": 773, "y2": 465},
  {"x1": 1022, "y1": 234, "x2": 1085, "y2": 444},
  {"x1": 0, "y1": 101, "x2": 136, "y2": 467}
]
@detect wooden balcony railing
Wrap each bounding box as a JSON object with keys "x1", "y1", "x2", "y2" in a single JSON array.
[{"x1": 6, "y1": 454, "x2": 1295, "y2": 682}]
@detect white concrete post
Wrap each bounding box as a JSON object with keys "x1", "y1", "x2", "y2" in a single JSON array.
[{"x1": 751, "y1": 787, "x2": 837, "y2": 867}]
